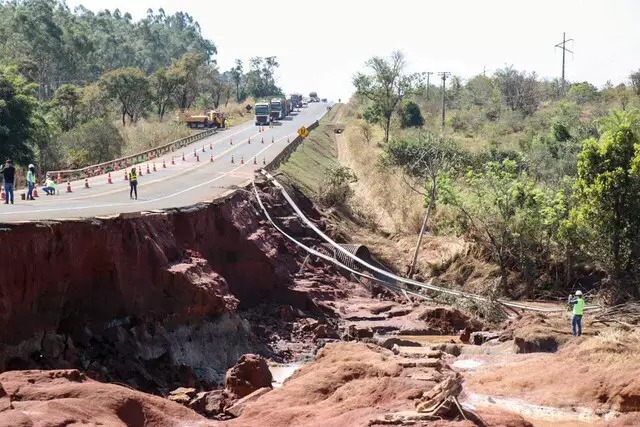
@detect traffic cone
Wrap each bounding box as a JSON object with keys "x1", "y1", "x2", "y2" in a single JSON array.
[
  {"x1": 125, "y1": 171, "x2": 128, "y2": 181},
  {"x1": 240, "y1": 156, "x2": 244, "y2": 164},
  {"x1": 182, "y1": 153, "x2": 186, "y2": 161},
  {"x1": 138, "y1": 165, "x2": 143, "y2": 176},
  {"x1": 261, "y1": 137, "x2": 264, "y2": 144},
  {"x1": 56, "y1": 173, "x2": 62, "y2": 184},
  {"x1": 231, "y1": 155, "x2": 234, "y2": 164},
  {"x1": 193, "y1": 148, "x2": 197, "y2": 157},
  {"x1": 263, "y1": 157, "x2": 266, "y2": 165},
  {"x1": 287, "y1": 137, "x2": 290, "y2": 143},
  {"x1": 253, "y1": 156, "x2": 257, "y2": 165},
  {"x1": 196, "y1": 154, "x2": 200, "y2": 162},
  {"x1": 146, "y1": 164, "x2": 151, "y2": 174},
  {"x1": 66, "y1": 181, "x2": 72, "y2": 193},
  {"x1": 114, "y1": 163, "x2": 119, "y2": 171},
  {"x1": 84, "y1": 178, "x2": 90, "y2": 189},
  {"x1": 162, "y1": 159, "x2": 167, "y2": 168},
  {"x1": 247, "y1": 138, "x2": 251, "y2": 144},
  {"x1": 153, "y1": 163, "x2": 157, "y2": 172},
  {"x1": 210, "y1": 142, "x2": 213, "y2": 150},
  {"x1": 210, "y1": 154, "x2": 214, "y2": 162},
  {"x1": 33, "y1": 186, "x2": 39, "y2": 197},
  {"x1": 272, "y1": 136, "x2": 275, "y2": 144},
  {"x1": 171, "y1": 156, "x2": 175, "y2": 165},
  {"x1": 230, "y1": 138, "x2": 233, "y2": 145},
  {"x1": 202, "y1": 145, "x2": 206, "y2": 152},
  {"x1": 108, "y1": 173, "x2": 113, "y2": 184},
  {"x1": 1, "y1": 187, "x2": 5, "y2": 200}
]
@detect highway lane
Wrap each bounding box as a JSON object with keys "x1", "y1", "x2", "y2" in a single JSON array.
[{"x1": 0, "y1": 103, "x2": 328, "y2": 223}]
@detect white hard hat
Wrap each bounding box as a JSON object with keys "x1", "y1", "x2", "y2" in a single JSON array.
[
  {"x1": 28, "y1": 164, "x2": 34, "y2": 168},
  {"x1": 575, "y1": 290, "x2": 583, "y2": 296}
]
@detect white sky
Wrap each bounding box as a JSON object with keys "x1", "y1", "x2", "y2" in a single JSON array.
[{"x1": 65, "y1": 0, "x2": 640, "y2": 101}]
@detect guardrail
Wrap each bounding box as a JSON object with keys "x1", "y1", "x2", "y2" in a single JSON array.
[
  {"x1": 47, "y1": 127, "x2": 221, "y2": 182},
  {"x1": 265, "y1": 119, "x2": 320, "y2": 172}
]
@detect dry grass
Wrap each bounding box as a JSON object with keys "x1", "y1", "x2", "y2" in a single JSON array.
[{"x1": 118, "y1": 118, "x2": 192, "y2": 156}]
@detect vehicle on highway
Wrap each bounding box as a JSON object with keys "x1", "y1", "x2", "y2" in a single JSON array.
[
  {"x1": 177, "y1": 110, "x2": 226, "y2": 129},
  {"x1": 254, "y1": 102, "x2": 272, "y2": 125},
  {"x1": 270, "y1": 97, "x2": 287, "y2": 121},
  {"x1": 290, "y1": 93, "x2": 303, "y2": 109},
  {"x1": 321, "y1": 98, "x2": 327, "y2": 103}
]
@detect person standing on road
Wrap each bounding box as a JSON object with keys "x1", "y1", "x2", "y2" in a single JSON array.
[
  {"x1": 26, "y1": 164, "x2": 36, "y2": 200},
  {"x1": 568, "y1": 290, "x2": 585, "y2": 337},
  {"x1": 1, "y1": 159, "x2": 16, "y2": 205},
  {"x1": 129, "y1": 167, "x2": 138, "y2": 200}
]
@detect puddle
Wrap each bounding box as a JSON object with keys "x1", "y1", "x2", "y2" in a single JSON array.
[
  {"x1": 461, "y1": 391, "x2": 611, "y2": 425},
  {"x1": 269, "y1": 363, "x2": 302, "y2": 388},
  {"x1": 452, "y1": 359, "x2": 484, "y2": 370}
]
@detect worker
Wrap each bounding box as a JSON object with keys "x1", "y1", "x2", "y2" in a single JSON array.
[
  {"x1": 1, "y1": 159, "x2": 15, "y2": 205},
  {"x1": 26, "y1": 164, "x2": 36, "y2": 200},
  {"x1": 129, "y1": 167, "x2": 138, "y2": 200},
  {"x1": 568, "y1": 290, "x2": 585, "y2": 337},
  {"x1": 42, "y1": 175, "x2": 56, "y2": 195}
]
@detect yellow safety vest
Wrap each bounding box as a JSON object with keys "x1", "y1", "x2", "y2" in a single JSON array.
[
  {"x1": 129, "y1": 171, "x2": 137, "y2": 183},
  {"x1": 573, "y1": 298, "x2": 585, "y2": 315}
]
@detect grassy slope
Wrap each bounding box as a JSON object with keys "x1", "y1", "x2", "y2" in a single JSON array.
[{"x1": 278, "y1": 105, "x2": 342, "y2": 196}]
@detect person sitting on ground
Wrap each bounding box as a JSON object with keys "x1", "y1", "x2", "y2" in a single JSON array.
[
  {"x1": 129, "y1": 167, "x2": 138, "y2": 200},
  {"x1": 42, "y1": 175, "x2": 56, "y2": 195},
  {"x1": 568, "y1": 290, "x2": 585, "y2": 337}
]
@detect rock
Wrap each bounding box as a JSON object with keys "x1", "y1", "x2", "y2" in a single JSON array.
[
  {"x1": 341, "y1": 324, "x2": 374, "y2": 340},
  {"x1": 0, "y1": 383, "x2": 11, "y2": 413},
  {"x1": 513, "y1": 334, "x2": 559, "y2": 353},
  {"x1": 225, "y1": 387, "x2": 271, "y2": 417},
  {"x1": 168, "y1": 387, "x2": 197, "y2": 405},
  {"x1": 611, "y1": 382, "x2": 640, "y2": 412},
  {"x1": 313, "y1": 324, "x2": 338, "y2": 340},
  {"x1": 225, "y1": 354, "x2": 273, "y2": 398},
  {"x1": 187, "y1": 391, "x2": 208, "y2": 413},
  {"x1": 418, "y1": 307, "x2": 481, "y2": 335},
  {"x1": 472, "y1": 408, "x2": 534, "y2": 427},
  {"x1": 459, "y1": 327, "x2": 473, "y2": 344},
  {"x1": 378, "y1": 337, "x2": 422, "y2": 350},
  {"x1": 431, "y1": 343, "x2": 462, "y2": 356},
  {"x1": 470, "y1": 331, "x2": 500, "y2": 346},
  {"x1": 204, "y1": 390, "x2": 228, "y2": 416}
]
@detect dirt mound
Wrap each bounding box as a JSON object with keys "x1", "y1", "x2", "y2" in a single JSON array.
[
  {"x1": 225, "y1": 354, "x2": 273, "y2": 398},
  {"x1": 418, "y1": 307, "x2": 482, "y2": 335},
  {"x1": 0, "y1": 369, "x2": 213, "y2": 426}
]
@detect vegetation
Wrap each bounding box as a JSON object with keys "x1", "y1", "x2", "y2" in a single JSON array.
[
  {"x1": 348, "y1": 51, "x2": 640, "y2": 302},
  {"x1": 0, "y1": 1, "x2": 285, "y2": 172}
]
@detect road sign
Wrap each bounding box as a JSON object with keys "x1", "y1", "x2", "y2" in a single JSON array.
[{"x1": 297, "y1": 126, "x2": 310, "y2": 138}]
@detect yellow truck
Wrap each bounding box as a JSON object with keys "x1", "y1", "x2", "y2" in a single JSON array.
[{"x1": 177, "y1": 110, "x2": 227, "y2": 129}]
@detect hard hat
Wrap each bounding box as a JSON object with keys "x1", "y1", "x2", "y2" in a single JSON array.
[
  {"x1": 575, "y1": 290, "x2": 583, "y2": 296},
  {"x1": 28, "y1": 164, "x2": 34, "y2": 168}
]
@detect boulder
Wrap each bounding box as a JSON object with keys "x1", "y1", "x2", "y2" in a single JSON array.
[
  {"x1": 379, "y1": 337, "x2": 422, "y2": 350},
  {"x1": 313, "y1": 324, "x2": 338, "y2": 340},
  {"x1": 204, "y1": 390, "x2": 229, "y2": 416},
  {"x1": 470, "y1": 331, "x2": 500, "y2": 346},
  {"x1": 418, "y1": 307, "x2": 481, "y2": 335},
  {"x1": 341, "y1": 325, "x2": 374, "y2": 340},
  {"x1": 225, "y1": 387, "x2": 271, "y2": 418},
  {"x1": 225, "y1": 354, "x2": 272, "y2": 398},
  {"x1": 168, "y1": 387, "x2": 197, "y2": 405}
]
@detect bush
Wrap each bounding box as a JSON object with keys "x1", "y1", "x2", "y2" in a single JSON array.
[
  {"x1": 57, "y1": 118, "x2": 124, "y2": 168},
  {"x1": 399, "y1": 100, "x2": 424, "y2": 128},
  {"x1": 318, "y1": 165, "x2": 358, "y2": 207}
]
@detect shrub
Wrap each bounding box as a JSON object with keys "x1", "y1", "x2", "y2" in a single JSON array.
[
  {"x1": 318, "y1": 165, "x2": 358, "y2": 207},
  {"x1": 399, "y1": 100, "x2": 424, "y2": 128},
  {"x1": 57, "y1": 118, "x2": 124, "y2": 168}
]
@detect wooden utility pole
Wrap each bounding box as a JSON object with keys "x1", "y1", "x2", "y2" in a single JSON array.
[
  {"x1": 555, "y1": 32, "x2": 574, "y2": 93},
  {"x1": 438, "y1": 72, "x2": 450, "y2": 132},
  {"x1": 425, "y1": 72, "x2": 433, "y2": 100}
]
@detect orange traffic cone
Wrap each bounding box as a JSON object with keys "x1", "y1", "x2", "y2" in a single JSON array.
[
  {"x1": 272, "y1": 136, "x2": 275, "y2": 144},
  {"x1": 210, "y1": 142, "x2": 213, "y2": 150},
  {"x1": 261, "y1": 137, "x2": 264, "y2": 144},
  {"x1": 196, "y1": 154, "x2": 200, "y2": 162},
  {"x1": 138, "y1": 166, "x2": 143, "y2": 176},
  {"x1": 210, "y1": 154, "x2": 214, "y2": 162},
  {"x1": 108, "y1": 173, "x2": 113, "y2": 184},
  {"x1": 84, "y1": 178, "x2": 90, "y2": 189},
  {"x1": 162, "y1": 159, "x2": 166, "y2": 168},
  {"x1": 287, "y1": 137, "x2": 290, "y2": 143},
  {"x1": 182, "y1": 153, "x2": 186, "y2": 161},
  {"x1": 230, "y1": 138, "x2": 233, "y2": 145},
  {"x1": 253, "y1": 156, "x2": 257, "y2": 164},
  {"x1": 146, "y1": 164, "x2": 151, "y2": 174},
  {"x1": 193, "y1": 148, "x2": 197, "y2": 157},
  {"x1": 56, "y1": 173, "x2": 62, "y2": 184},
  {"x1": 153, "y1": 163, "x2": 157, "y2": 172},
  {"x1": 171, "y1": 156, "x2": 175, "y2": 165},
  {"x1": 66, "y1": 181, "x2": 72, "y2": 193},
  {"x1": 240, "y1": 156, "x2": 244, "y2": 164},
  {"x1": 202, "y1": 145, "x2": 206, "y2": 152},
  {"x1": 114, "y1": 163, "x2": 119, "y2": 171},
  {"x1": 1, "y1": 187, "x2": 5, "y2": 200},
  {"x1": 263, "y1": 157, "x2": 266, "y2": 165},
  {"x1": 231, "y1": 155, "x2": 235, "y2": 164},
  {"x1": 247, "y1": 138, "x2": 251, "y2": 144},
  {"x1": 33, "y1": 186, "x2": 39, "y2": 197}
]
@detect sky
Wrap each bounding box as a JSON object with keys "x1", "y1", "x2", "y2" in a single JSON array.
[{"x1": 65, "y1": 0, "x2": 640, "y2": 101}]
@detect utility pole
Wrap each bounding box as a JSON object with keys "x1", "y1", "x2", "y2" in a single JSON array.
[
  {"x1": 425, "y1": 72, "x2": 433, "y2": 100},
  {"x1": 554, "y1": 32, "x2": 573, "y2": 94},
  {"x1": 438, "y1": 72, "x2": 450, "y2": 132}
]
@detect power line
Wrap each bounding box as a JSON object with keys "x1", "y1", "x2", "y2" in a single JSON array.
[
  {"x1": 438, "y1": 72, "x2": 450, "y2": 133},
  {"x1": 554, "y1": 32, "x2": 574, "y2": 92}
]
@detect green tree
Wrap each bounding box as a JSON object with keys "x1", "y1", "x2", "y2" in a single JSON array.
[
  {"x1": 149, "y1": 66, "x2": 180, "y2": 120},
  {"x1": 170, "y1": 52, "x2": 206, "y2": 111},
  {"x1": 493, "y1": 66, "x2": 539, "y2": 116},
  {"x1": 399, "y1": 99, "x2": 424, "y2": 128},
  {"x1": 630, "y1": 70, "x2": 640, "y2": 97},
  {"x1": 567, "y1": 82, "x2": 599, "y2": 104},
  {"x1": 58, "y1": 118, "x2": 124, "y2": 167},
  {"x1": 0, "y1": 66, "x2": 38, "y2": 163},
  {"x1": 229, "y1": 59, "x2": 244, "y2": 102},
  {"x1": 353, "y1": 51, "x2": 420, "y2": 143},
  {"x1": 51, "y1": 84, "x2": 81, "y2": 131},
  {"x1": 573, "y1": 110, "x2": 640, "y2": 298},
  {"x1": 99, "y1": 67, "x2": 149, "y2": 125}
]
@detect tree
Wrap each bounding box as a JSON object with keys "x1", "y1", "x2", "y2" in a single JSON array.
[
  {"x1": 149, "y1": 66, "x2": 180, "y2": 120},
  {"x1": 353, "y1": 51, "x2": 420, "y2": 143},
  {"x1": 399, "y1": 99, "x2": 424, "y2": 128},
  {"x1": 572, "y1": 110, "x2": 640, "y2": 299},
  {"x1": 244, "y1": 56, "x2": 282, "y2": 98},
  {"x1": 58, "y1": 118, "x2": 124, "y2": 167},
  {"x1": 630, "y1": 70, "x2": 640, "y2": 97},
  {"x1": 229, "y1": 59, "x2": 243, "y2": 102},
  {"x1": 567, "y1": 82, "x2": 599, "y2": 104},
  {"x1": 494, "y1": 66, "x2": 539, "y2": 116},
  {"x1": 99, "y1": 67, "x2": 149, "y2": 125},
  {"x1": 51, "y1": 84, "x2": 81, "y2": 131},
  {"x1": 171, "y1": 52, "x2": 207, "y2": 111},
  {"x1": 309, "y1": 91, "x2": 318, "y2": 99},
  {"x1": 385, "y1": 133, "x2": 460, "y2": 276},
  {"x1": 0, "y1": 66, "x2": 38, "y2": 163}
]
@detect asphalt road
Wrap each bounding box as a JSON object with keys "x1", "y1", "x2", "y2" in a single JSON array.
[{"x1": 0, "y1": 103, "x2": 328, "y2": 223}]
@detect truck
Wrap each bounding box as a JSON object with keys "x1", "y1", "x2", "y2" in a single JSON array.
[
  {"x1": 290, "y1": 93, "x2": 303, "y2": 109},
  {"x1": 270, "y1": 97, "x2": 287, "y2": 121},
  {"x1": 177, "y1": 110, "x2": 226, "y2": 129},
  {"x1": 254, "y1": 102, "x2": 272, "y2": 125}
]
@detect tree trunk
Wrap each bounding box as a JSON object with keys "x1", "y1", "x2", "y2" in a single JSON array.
[
  {"x1": 407, "y1": 177, "x2": 437, "y2": 277},
  {"x1": 121, "y1": 108, "x2": 126, "y2": 126},
  {"x1": 384, "y1": 115, "x2": 391, "y2": 143}
]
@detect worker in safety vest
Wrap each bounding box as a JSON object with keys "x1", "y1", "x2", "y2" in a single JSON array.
[
  {"x1": 568, "y1": 290, "x2": 585, "y2": 336},
  {"x1": 129, "y1": 167, "x2": 138, "y2": 200}
]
